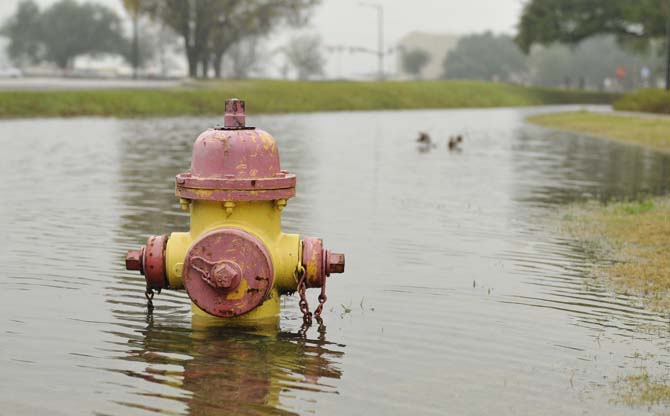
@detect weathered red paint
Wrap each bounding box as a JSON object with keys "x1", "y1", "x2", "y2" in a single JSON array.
[
  {"x1": 143, "y1": 235, "x2": 169, "y2": 290},
  {"x1": 224, "y1": 98, "x2": 247, "y2": 129},
  {"x1": 124, "y1": 235, "x2": 169, "y2": 290},
  {"x1": 183, "y1": 228, "x2": 274, "y2": 318},
  {"x1": 176, "y1": 101, "x2": 294, "y2": 203},
  {"x1": 175, "y1": 185, "x2": 295, "y2": 202},
  {"x1": 125, "y1": 248, "x2": 143, "y2": 273},
  {"x1": 301, "y1": 237, "x2": 345, "y2": 288}
]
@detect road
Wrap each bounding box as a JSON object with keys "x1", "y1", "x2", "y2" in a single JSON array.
[{"x1": 0, "y1": 77, "x2": 184, "y2": 91}]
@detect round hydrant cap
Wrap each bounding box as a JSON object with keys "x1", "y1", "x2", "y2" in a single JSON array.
[{"x1": 183, "y1": 228, "x2": 274, "y2": 318}]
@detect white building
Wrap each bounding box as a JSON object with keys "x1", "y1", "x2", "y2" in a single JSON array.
[{"x1": 396, "y1": 32, "x2": 459, "y2": 80}]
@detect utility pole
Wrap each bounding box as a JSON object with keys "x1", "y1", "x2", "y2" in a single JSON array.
[
  {"x1": 132, "y1": 12, "x2": 139, "y2": 80},
  {"x1": 123, "y1": 0, "x2": 141, "y2": 80},
  {"x1": 666, "y1": 9, "x2": 670, "y2": 90},
  {"x1": 359, "y1": 2, "x2": 384, "y2": 80}
]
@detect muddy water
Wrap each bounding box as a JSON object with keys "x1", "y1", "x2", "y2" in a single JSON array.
[{"x1": 2, "y1": 107, "x2": 670, "y2": 415}]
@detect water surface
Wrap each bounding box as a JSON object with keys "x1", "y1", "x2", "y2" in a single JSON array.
[{"x1": 2, "y1": 106, "x2": 670, "y2": 415}]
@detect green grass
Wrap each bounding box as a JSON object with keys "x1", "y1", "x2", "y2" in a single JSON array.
[
  {"x1": 527, "y1": 111, "x2": 670, "y2": 153},
  {"x1": 561, "y1": 197, "x2": 670, "y2": 312},
  {"x1": 0, "y1": 79, "x2": 618, "y2": 118},
  {"x1": 614, "y1": 88, "x2": 670, "y2": 114}
]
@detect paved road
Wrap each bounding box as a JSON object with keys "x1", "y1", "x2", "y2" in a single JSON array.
[{"x1": 0, "y1": 77, "x2": 184, "y2": 91}]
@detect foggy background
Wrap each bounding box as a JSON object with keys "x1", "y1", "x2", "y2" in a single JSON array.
[{"x1": 0, "y1": 0, "x2": 522, "y2": 79}]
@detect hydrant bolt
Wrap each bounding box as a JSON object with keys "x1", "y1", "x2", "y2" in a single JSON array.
[
  {"x1": 125, "y1": 249, "x2": 143, "y2": 273},
  {"x1": 224, "y1": 98, "x2": 246, "y2": 129},
  {"x1": 209, "y1": 261, "x2": 242, "y2": 291},
  {"x1": 327, "y1": 252, "x2": 345, "y2": 275}
]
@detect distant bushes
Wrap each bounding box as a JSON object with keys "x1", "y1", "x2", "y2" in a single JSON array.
[{"x1": 614, "y1": 89, "x2": 670, "y2": 114}]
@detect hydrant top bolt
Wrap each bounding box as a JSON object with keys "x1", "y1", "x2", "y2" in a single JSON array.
[{"x1": 224, "y1": 98, "x2": 246, "y2": 129}]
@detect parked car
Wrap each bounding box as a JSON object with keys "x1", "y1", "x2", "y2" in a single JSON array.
[{"x1": 0, "y1": 66, "x2": 23, "y2": 78}]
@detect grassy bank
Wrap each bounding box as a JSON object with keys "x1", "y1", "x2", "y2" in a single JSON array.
[
  {"x1": 0, "y1": 79, "x2": 617, "y2": 118},
  {"x1": 562, "y1": 197, "x2": 670, "y2": 408},
  {"x1": 527, "y1": 111, "x2": 670, "y2": 153},
  {"x1": 561, "y1": 198, "x2": 670, "y2": 312},
  {"x1": 614, "y1": 88, "x2": 670, "y2": 114}
]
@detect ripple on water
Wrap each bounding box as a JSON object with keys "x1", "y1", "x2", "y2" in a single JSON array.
[{"x1": 1, "y1": 108, "x2": 670, "y2": 415}]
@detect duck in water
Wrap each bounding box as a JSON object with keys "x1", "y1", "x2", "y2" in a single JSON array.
[
  {"x1": 416, "y1": 131, "x2": 435, "y2": 152},
  {"x1": 448, "y1": 135, "x2": 463, "y2": 151},
  {"x1": 417, "y1": 131, "x2": 432, "y2": 144}
]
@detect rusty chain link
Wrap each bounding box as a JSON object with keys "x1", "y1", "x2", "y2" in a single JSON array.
[
  {"x1": 296, "y1": 266, "x2": 329, "y2": 334},
  {"x1": 313, "y1": 275, "x2": 328, "y2": 325},
  {"x1": 145, "y1": 288, "x2": 155, "y2": 312},
  {"x1": 145, "y1": 287, "x2": 161, "y2": 312},
  {"x1": 297, "y1": 272, "x2": 312, "y2": 327}
]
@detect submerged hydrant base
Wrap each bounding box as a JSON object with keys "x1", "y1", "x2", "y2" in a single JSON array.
[{"x1": 125, "y1": 98, "x2": 344, "y2": 322}]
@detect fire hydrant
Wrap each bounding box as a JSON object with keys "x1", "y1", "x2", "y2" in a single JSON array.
[{"x1": 125, "y1": 98, "x2": 345, "y2": 322}]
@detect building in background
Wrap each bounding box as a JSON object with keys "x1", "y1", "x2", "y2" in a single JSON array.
[{"x1": 396, "y1": 32, "x2": 459, "y2": 79}]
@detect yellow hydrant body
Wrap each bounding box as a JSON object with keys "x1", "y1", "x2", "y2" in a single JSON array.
[{"x1": 125, "y1": 99, "x2": 344, "y2": 323}]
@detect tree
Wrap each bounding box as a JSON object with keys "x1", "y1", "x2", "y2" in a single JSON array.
[
  {"x1": 1, "y1": 0, "x2": 43, "y2": 65},
  {"x1": 122, "y1": 0, "x2": 141, "y2": 79},
  {"x1": 529, "y1": 35, "x2": 661, "y2": 89},
  {"x1": 2, "y1": 0, "x2": 128, "y2": 70},
  {"x1": 401, "y1": 48, "x2": 430, "y2": 79},
  {"x1": 141, "y1": 0, "x2": 320, "y2": 78},
  {"x1": 283, "y1": 34, "x2": 325, "y2": 80},
  {"x1": 516, "y1": 0, "x2": 670, "y2": 89},
  {"x1": 442, "y1": 32, "x2": 528, "y2": 82},
  {"x1": 118, "y1": 20, "x2": 175, "y2": 74},
  {"x1": 224, "y1": 36, "x2": 263, "y2": 79},
  {"x1": 41, "y1": 0, "x2": 127, "y2": 69}
]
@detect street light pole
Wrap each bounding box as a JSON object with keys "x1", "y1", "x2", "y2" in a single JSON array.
[
  {"x1": 132, "y1": 12, "x2": 139, "y2": 80},
  {"x1": 666, "y1": 9, "x2": 670, "y2": 90},
  {"x1": 359, "y1": 2, "x2": 384, "y2": 80}
]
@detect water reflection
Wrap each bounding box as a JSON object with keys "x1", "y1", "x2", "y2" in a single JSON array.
[
  {"x1": 111, "y1": 117, "x2": 343, "y2": 415},
  {"x1": 114, "y1": 319, "x2": 343, "y2": 416},
  {"x1": 512, "y1": 125, "x2": 670, "y2": 205}
]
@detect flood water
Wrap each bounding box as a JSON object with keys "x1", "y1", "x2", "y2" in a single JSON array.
[{"x1": 2, "y1": 106, "x2": 670, "y2": 415}]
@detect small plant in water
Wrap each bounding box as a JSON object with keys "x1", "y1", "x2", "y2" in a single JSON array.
[{"x1": 340, "y1": 303, "x2": 352, "y2": 318}]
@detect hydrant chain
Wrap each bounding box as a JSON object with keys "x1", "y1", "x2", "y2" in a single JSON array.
[{"x1": 297, "y1": 273, "x2": 313, "y2": 326}]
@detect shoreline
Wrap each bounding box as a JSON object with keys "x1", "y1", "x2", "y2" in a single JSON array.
[{"x1": 527, "y1": 110, "x2": 670, "y2": 153}]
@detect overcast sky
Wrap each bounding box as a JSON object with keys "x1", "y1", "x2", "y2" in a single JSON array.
[{"x1": 0, "y1": 0, "x2": 525, "y2": 77}]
